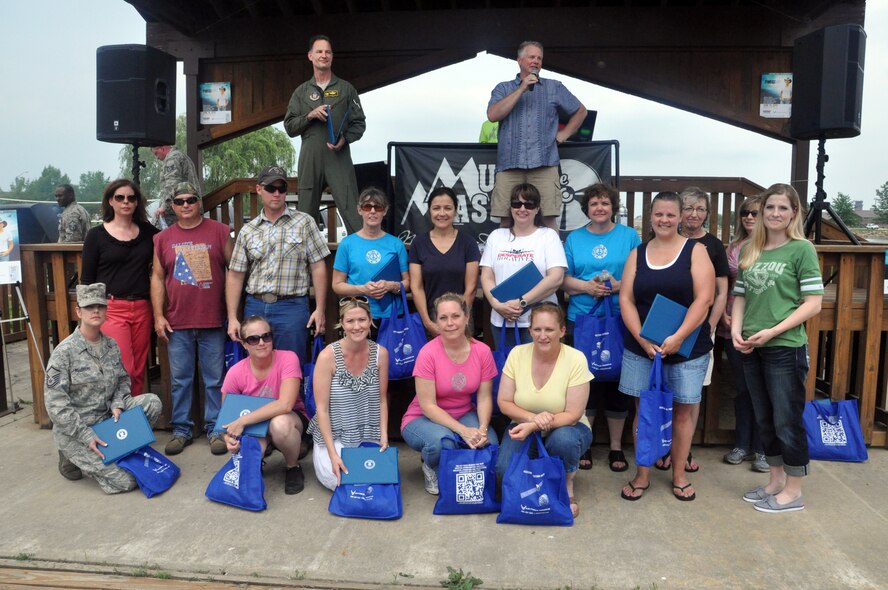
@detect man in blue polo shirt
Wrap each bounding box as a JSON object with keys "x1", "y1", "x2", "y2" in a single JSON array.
[{"x1": 487, "y1": 41, "x2": 587, "y2": 230}]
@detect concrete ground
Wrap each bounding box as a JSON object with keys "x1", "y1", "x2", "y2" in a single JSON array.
[{"x1": 1, "y1": 340, "x2": 887, "y2": 590}]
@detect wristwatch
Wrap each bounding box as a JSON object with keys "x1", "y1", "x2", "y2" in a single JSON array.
[{"x1": 519, "y1": 297, "x2": 528, "y2": 309}]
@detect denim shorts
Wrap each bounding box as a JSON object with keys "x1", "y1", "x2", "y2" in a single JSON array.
[{"x1": 618, "y1": 349, "x2": 708, "y2": 404}]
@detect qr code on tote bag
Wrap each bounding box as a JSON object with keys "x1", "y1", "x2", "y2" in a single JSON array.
[
  {"x1": 456, "y1": 471, "x2": 486, "y2": 504},
  {"x1": 819, "y1": 417, "x2": 847, "y2": 446}
]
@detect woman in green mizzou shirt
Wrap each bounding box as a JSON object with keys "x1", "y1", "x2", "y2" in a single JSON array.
[{"x1": 731, "y1": 183, "x2": 823, "y2": 514}]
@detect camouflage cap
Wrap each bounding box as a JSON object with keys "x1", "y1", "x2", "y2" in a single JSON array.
[
  {"x1": 76, "y1": 283, "x2": 107, "y2": 307},
  {"x1": 174, "y1": 181, "x2": 200, "y2": 197},
  {"x1": 257, "y1": 165, "x2": 287, "y2": 185}
]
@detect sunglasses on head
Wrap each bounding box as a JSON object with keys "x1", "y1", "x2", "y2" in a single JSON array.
[
  {"x1": 510, "y1": 199, "x2": 539, "y2": 210},
  {"x1": 340, "y1": 296, "x2": 370, "y2": 306},
  {"x1": 243, "y1": 331, "x2": 273, "y2": 346},
  {"x1": 263, "y1": 184, "x2": 287, "y2": 194},
  {"x1": 172, "y1": 196, "x2": 200, "y2": 206},
  {"x1": 741, "y1": 210, "x2": 759, "y2": 218},
  {"x1": 113, "y1": 194, "x2": 138, "y2": 203},
  {"x1": 360, "y1": 203, "x2": 385, "y2": 212}
]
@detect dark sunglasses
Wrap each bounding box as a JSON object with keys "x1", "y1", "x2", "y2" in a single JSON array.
[
  {"x1": 510, "y1": 199, "x2": 539, "y2": 210},
  {"x1": 360, "y1": 203, "x2": 385, "y2": 212},
  {"x1": 263, "y1": 184, "x2": 287, "y2": 194},
  {"x1": 112, "y1": 194, "x2": 138, "y2": 203},
  {"x1": 243, "y1": 331, "x2": 273, "y2": 346},
  {"x1": 340, "y1": 296, "x2": 370, "y2": 306},
  {"x1": 172, "y1": 196, "x2": 200, "y2": 206},
  {"x1": 741, "y1": 210, "x2": 759, "y2": 218}
]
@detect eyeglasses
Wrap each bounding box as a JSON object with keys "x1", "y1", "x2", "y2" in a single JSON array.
[
  {"x1": 262, "y1": 184, "x2": 287, "y2": 194},
  {"x1": 741, "y1": 210, "x2": 759, "y2": 218},
  {"x1": 172, "y1": 196, "x2": 200, "y2": 206},
  {"x1": 243, "y1": 331, "x2": 273, "y2": 346},
  {"x1": 112, "y1": 194, "x2": 138, "y2": 203},
  {"x1": 510, "y1": 200, "x2": 539, "y2": 210},
  {"x1": 682, "y1": 206, "x2": 708, "y2": 215},
  {"x1": 360, "y1": 203, "x2": 386, "y2": 212},
  {"x1": 340, "y1": 296, "x2": 370, "y2": 306}
]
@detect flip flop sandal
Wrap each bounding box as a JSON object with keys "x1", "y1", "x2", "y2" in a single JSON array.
[
  {"x1": 654, "y1": 452, "x2": 671, "y2": 471},
  {"x1": 672, "y1": 482, "x2": 696, "y2": 501},
  {"x1": 620, "y1": 481, "x2": 650, "y2": 501},
  {"x1": 608, "y1": 450, "x2": 629, "y2": 472},
  {"x1": 686, "y1": 453, "x2": 700, "y2": 473},
  {"x1": 579, "y1": 449, "x2": 593, "y2": 470}
]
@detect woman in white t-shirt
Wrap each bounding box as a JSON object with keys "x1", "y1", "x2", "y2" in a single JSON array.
[{"x1": 480, "y1": 183, "x2": 567, "y2": 349}]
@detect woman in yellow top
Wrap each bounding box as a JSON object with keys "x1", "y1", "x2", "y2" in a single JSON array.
[{"x1": 495, "y1": 302, "x2": 593, "y2": 518}]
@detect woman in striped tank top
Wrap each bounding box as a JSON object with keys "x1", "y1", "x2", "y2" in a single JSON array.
[{"x1": 308, "y1": 297, "x2": 390, "y2": 490}]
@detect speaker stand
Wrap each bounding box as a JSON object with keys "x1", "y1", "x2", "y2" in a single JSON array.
[
  {"x1": 130, "y1": 143, "x2": 146, "y2": 185},
  {"x1": 803, "y1": 136, "x2": 859, "y2": 245}
]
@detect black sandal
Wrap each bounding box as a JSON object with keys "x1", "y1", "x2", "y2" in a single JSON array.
[
  {"x1": 654, "y1": 452, "x2": 671, "y2": 471},
  {"x1": 608, "y1": 450, "x2": 629, "y2": 472},
  {"x1": 579, "y1": 448, "x2": 593, "y2": 470}
]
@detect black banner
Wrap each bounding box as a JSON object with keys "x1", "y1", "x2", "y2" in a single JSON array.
[{"x1": 390, "y1": 141, "x2": 617, "y2": 245}]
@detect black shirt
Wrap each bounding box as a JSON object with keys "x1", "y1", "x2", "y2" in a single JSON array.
[
  {"x1": 81, "y1": 222, "x2": 159, "y2": 298},
  {"x1": 408, "y1": 231, "x2": 481, "y2": 312}
]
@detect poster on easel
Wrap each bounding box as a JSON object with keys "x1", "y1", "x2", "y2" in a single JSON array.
[
  {"x1": 0, "y1": 211, "x2": 22, "y2": 285},
  {"x1": 200, "y1": 82, "x2": 232, "y2": 124}
]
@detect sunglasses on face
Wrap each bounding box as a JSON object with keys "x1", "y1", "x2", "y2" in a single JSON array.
[
  {"x1": 340, "y1": 296, "x2": 370, "y2": 306},
  {"x1": 360, "y1": 203, "x2": 385, "y2": 212},
  {"x1": 243, "y1": 331, "x2": 273, "y2": 346},
  {"x1": 741, "y1": 210, "x2": 759, "y2": 218},
  {"x1": 510, "y1": 199, "x2": 539, "y2": 210},
  {"x1": 263, "y1": 184, "x2": 287, "y2": 194},
  {"x1": 172, "y1": 196, "x2": 200, "y2": 206},
  {"x1": 113, "y1": 194, "x2": 138, "y2": 203}
]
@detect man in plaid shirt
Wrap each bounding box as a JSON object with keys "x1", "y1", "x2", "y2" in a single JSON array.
[{"x1": 226, "y1": 165, "x2": 330, "y2": 362}]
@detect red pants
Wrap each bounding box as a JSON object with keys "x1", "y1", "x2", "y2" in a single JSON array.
[{"x1": 102, "y1": 299, "x2": 152, "y2": 396}]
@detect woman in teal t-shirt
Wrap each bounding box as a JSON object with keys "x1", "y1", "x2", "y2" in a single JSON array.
[{"x1": 732, "y1": 183, "x2": 824, "y2": 514}]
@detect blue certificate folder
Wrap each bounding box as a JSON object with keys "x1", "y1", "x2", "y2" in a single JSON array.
[
  {"x1": 490, "y1": 261, "x2": 544, "y2": 303},
  {"x1": 326, "y1": 105, "x2": 351, "y2": 144},
  {"x1": 217, "y1": 394, "x2": 274, "y2": 438},
  {"x1": 91, "y1": 406, "x2": 156, "y2": 465},
  {"x1": 371, "y1": 254, "x2": 402, "y2": 282},
  {"x1": 340, "y1": 446, "x2": 399, "y2": 485},
  {"x1": 639, "y1": 294, "x2": 703, "y2": 358}
]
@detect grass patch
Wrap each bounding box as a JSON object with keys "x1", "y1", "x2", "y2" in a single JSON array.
[
  {"x1": 440, "y1": 566, "x2": 483, "y2": 590},
  {"x1": 14, "y1": 552, "x2": 33, "y2": 561}
]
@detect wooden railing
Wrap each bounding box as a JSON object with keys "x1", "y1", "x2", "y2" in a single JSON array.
[{"x1": 17, "y1": 177, "x2": 888, "y2": 448}]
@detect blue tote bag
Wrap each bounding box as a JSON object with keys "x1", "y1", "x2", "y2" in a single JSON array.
[
  {"x1": 635, "y1": 353, "x2": 673, "y2": 468},
  {"x1": 573, "y1": 289, "x2": 624, "y2": 381},
  {"x1": 803, "y1": 398, "x2": 868, "y2": 462},
  {"x1": 434, "y1": 435, "x2": 500, "y2": 515},
  {"x1": 496, "y1": 433, "x2": 573, "y2": 526},
  {"x1": 205, "y1": 436, "x2": 266, "y2": 511},
  {"x1": 302, "y1": 335, "x2": 326, "y2": 418},
  {"x1": 329, "y1": 443, "x2": 403, "y2": 520},
  {"x1": 117, "y1": 446, "x2": 180, "y2": 498},
  {"x1": 488, "y1": 323, "x2": 524, "y2": 415},
  {"x1": 377, "y1": 284, "x2": 427, "y2": 381}
]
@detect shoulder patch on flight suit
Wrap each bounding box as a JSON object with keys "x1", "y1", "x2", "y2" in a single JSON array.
[{"x1": 309, "y1": 91, "x2": 321, "y2": 101}]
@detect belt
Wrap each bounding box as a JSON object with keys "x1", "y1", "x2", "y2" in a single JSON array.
[
  {"x1": 107, "y1": 295, "x2": 148, "y2": 301},
  {"x1": 253, "y1": 293, "x2": 299, "y2": 304}
]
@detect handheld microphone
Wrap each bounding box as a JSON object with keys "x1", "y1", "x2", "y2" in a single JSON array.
[{"x1": 528, "y1": 67, "x2": 539, "y2": 92}]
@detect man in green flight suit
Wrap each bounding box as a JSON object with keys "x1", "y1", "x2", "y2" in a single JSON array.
[{"x1": 284, "y1": 35, "x2": 365, "y2": 235}]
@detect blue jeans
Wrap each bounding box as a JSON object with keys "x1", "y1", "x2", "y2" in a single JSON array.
[
  {"x1": 742, "y1": 345, "x2": 810, "y2": 477},
  {"x1": 495, "y1": 422, "x2": 593, "y2": 475},
  {"x1": 244, "y1": 295, "x2": 310, "y2": 364},
  {"x1": 401, "y1": 411, "x2": 499, "y2": 469},
  {"x1": 723, "y1": 337, "x2": 763, "y2": 454},
  {"x1": 168, "y1": 327, "x2": 225, "y2": 438}
]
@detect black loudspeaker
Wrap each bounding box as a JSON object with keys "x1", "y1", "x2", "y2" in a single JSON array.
[
  {"x1": 790, "y1": 24, "x2": 865, "y2": 140},
  {"x1": 96, "y1": 44, "x2": 176, "y2": 146}
]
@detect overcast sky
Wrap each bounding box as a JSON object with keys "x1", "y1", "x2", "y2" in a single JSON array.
[{"x1": 1, "y1": 1, "x2": 885, "y2": 206}]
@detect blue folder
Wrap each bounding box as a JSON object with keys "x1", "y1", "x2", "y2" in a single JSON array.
[
  {"x1": 217, "y1": 394, "x2": 274, "y2": 438},
  {"x1": 371, "y1": 254, "x2": 402, "y2": 282},
  {"x1": 340, "y1": 446, "x2": 400, "y2": 485},
  {"x1": 490, "y1": 261, "x2": 544, "y2": 303},
  {"x1": 326, "y1": 105, "x2": 351, "y2": 144},
  {"x1": 91, "y1": 406, "x2": 156, "y2": 465},
  {"x1": 639, "y1": 294, "x2": 703, "y2": 358}
]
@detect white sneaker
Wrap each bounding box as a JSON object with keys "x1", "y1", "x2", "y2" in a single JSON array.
[{"x1": 421, "y1": 462, "x2": 439, "y2": 495}]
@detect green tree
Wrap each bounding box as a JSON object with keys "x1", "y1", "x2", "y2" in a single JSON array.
[
  {"x1": 7, "y1": 166, "x2": 71, "y2": 201},
  {"x1": 77, "y1": 171, "x2": 110, "y2": 202},
  {"x1": 873, "y1": 181, "x2": 888, "y2": 224},
  {"x1": 829, "y1": 192, "x2": 861, "y2": 227},
  {"x1": 118, "y1": 114, "x2": 295, "y2": 197}
]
